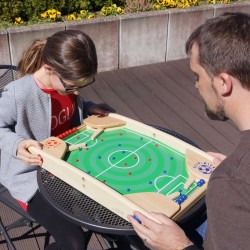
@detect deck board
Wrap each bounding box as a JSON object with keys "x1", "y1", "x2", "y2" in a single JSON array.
[{"x1": 0, "y1": 58, "x2": 238, "y2": 249}]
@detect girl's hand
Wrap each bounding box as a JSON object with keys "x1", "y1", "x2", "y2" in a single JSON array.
[
  {"x1": 128, "y1": 211, "x2": 193, "y2": 250},
  {"x1": 87, "y1": 103, "x2": 115, "y2": 116},
  {"x1": 17, "y1": 139, "x2": 43, "y2": 166},
  {"x1": 207, "y1": 152, "x2": 227, "y2": 165}
]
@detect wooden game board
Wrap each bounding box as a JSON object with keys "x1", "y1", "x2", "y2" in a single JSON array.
[{"x1": 29, "y1": 114, "x2": 217, "y2": 224}]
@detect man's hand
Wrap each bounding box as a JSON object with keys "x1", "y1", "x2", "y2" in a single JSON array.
[
  {"x1": 87, "y1": 103, "x2": 115, "y2": 116},
  {"x1": 207, "y1": 152, "x2": 226, "y2": 165},
  {"x1": 17, "y1": 139, "x2": 43, "y2": 166},
  {"x1": 128, "y1": 211, "x2": 193, "y2": 250}
]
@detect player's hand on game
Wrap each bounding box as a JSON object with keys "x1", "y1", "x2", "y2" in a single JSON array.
[
  {"x1": 17, "y1": 139, "x2": 43, "y2": 166},
  {"x1": 207, "y1": 151, "x2": 226, "y2": 165},
  {"x1": 128, "y1": 211, "x2": 193, "y2": 250},
  {"x1": 87, "y1": 103, "x2": 115, "y2": 116}
]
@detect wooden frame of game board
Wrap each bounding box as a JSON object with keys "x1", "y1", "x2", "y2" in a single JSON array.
[{"x1": 29, "y1": 113, "x2": 216, "y2": 224}]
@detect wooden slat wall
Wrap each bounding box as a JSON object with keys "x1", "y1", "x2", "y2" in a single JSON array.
[{"x1": 0, "y1": 58, "x2": 238, "y2": 249}]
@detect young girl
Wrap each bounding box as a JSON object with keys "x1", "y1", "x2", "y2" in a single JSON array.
[{"x1": 0, "y1": 30, "x2": 114, "y2": 249}]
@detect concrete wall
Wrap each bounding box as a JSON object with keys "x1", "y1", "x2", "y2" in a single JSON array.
[{"x1": 0, "y1": 1, "x2": 249, "y2": 72}]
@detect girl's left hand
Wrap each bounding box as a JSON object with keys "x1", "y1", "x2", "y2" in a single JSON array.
[{"x1": 88, "y1": 103, "x2": 115, "y2": 116}]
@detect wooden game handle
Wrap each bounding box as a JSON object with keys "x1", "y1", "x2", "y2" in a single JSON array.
[{"x1": 125, "y1": 192, "x2": 180, "y2": 218}]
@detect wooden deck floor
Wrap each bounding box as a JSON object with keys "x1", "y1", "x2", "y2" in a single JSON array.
[{"x1": 0, "y1": 58, "x2": 238, "y2": 249}]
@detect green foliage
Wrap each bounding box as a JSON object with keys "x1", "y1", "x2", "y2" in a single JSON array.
[
  {"x1": 61, "y1": 0, "x2": 87, "y2": 13},
  {"x1": 0, "y1": 0, "x2": 23, "y2": 22},
  {"x1": 21, "y1": 0, "x2": 46, "y2": 21}
]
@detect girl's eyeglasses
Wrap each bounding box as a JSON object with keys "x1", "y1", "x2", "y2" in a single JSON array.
[{"x1": 59, "y1": 77, "x2": 95, "y2": 92}]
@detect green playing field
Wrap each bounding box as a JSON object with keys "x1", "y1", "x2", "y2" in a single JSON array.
[{"x1": 63, "y1": 127, "x2": 199, "y2": 199}]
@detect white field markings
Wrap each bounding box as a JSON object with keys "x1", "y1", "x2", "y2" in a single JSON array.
[
  {"x1": 155, "y1": 174, "x2": 198, "y2": 196},
  {"x1": 64, "y1": 130, "x2": 97, "y2": 148},
  {"x1": 95, "y1": 139, "x2": 153, "y2": 178},
  {"x1": 94, "y1": 127, "x2": 183, "y2": 179},
  {"x1": 65, "y1": 128, "x2": 195, "y2": 195},
  {"x1": 123, "y1": 128, "x2": 184, "y2": 158},
  {"x1": 122, "y1": 129, "x2": 201, "y2": 196}
]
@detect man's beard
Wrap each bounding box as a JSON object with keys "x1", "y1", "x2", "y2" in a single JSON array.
[{"x1": 204, "y1": 102, "x2": 228, "y2": 121}]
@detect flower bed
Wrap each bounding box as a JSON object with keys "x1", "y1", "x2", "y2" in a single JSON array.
[{"x1": 0, "y1": 0, "x2": 241, "y2": 28}]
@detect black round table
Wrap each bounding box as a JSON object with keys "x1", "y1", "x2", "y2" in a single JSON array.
[{"x1": 37, "y1": 126, "x2": 206, "y2": 235}]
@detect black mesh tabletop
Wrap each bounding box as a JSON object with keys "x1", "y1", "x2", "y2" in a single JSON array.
[
  {"x1": 37, "y1": 126, "x2": 205, "y2": 235},
  {"x1": 38, "y1": 168, "x2": 135, "y2": 234}
]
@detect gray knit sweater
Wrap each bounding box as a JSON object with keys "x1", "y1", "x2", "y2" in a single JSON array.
[{"x1": 0, "y1": 74, "x2": 92, "y2": 202}]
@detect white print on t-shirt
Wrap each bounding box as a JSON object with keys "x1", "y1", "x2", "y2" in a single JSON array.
[{"x1": 51, "y1": 104, "x2": 75, "y2": 130}]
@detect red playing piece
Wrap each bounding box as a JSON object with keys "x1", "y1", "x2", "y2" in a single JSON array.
[
  {"x1": 148, "y1": 158, "x2": 151, "y2": 162},
  {"x1": 128, "y1": 172, "x2": 131, "y2": 175}
]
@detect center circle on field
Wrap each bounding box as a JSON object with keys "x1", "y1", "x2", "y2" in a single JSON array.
[{"x1": 108, "y1": 150, "x2": 140, "y2": 169}]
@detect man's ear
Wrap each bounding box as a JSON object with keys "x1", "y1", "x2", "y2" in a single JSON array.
[
  {"x1": 43, "y1": 64, "x2": 53, "y2": 75},
  {"x1": 219, "y1": 73, "x2": 233, "y2": 96}
]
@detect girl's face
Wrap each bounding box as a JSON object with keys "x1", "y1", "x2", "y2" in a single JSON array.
[{"x1": 50, "y1": 74, "x2": 95, "y2": 96}]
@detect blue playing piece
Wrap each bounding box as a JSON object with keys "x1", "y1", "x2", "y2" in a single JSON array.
[{"x1": 133, "y1": 214, "x2": 141, "y2": 223}]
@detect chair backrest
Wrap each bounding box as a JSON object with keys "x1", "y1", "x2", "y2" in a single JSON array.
[{"x1": 0, "y1": 65, "x2": 18, "y2": 93}]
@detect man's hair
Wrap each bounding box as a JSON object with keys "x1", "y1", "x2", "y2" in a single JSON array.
[
  {"x1": 18, "y1": 30, "x2": 97, "y2": 80},
  {"x1": 186, "y1": 12, "x2": 250, "y2": 89}
]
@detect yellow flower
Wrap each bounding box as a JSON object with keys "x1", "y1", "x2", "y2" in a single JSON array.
[
  {"x1": 101, "y1": 6, "x2": 107, "y2": 11},
  {"x1": 178, "y1": 0, "x2": 190, "y2": 8},
  {"x1": 57, "y1": 11, "x2": 61, "y2": 17},
  {"x1": 102, "y1": 11, "x2": 108, "y2": 16},
  {"x1": 117, "y1": 7, "x2": 124, "y2": 14},
  {"x1": 67, "y1": 14, "x2": 77, "y2": 20},
  {"x1": 189, "y1": 0, "x2": 198, "y2": 4},
  {"x1": 77, "y1": 17, "x2": 82, "y2": 20},
  {"x1": 49, "y1": 13, "x2": 57, "y2": 21},
  {"x1": 157, "y1": 0, "x2": 165, "y2": 4},
  {"x1": 208, "y1": 0, "x2": 217, "y2": 3},
  {"x1": 101, "y1": 6, "x2": 108, "y2": 16},
  {"x1": 41, "y1": 12, "x2": 47, "y2": 20},
  {"x1": 47, "y1": 9, "x2": 53, "y2": 15},
  {"x1": 87, "y1": 14, "x2": 95, "y2": 19},
  {"x1": 80, "y1": 10, "x2": 87, "y2": 15},
  {"x1": 47, "y1": 9, "x2": 57, "y2": 15},
  {"x1": 14, "y1": 17, "x2": 23, "y2": 25}
]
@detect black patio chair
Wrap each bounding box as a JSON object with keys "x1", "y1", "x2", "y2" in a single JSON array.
[{"x1": 0, "y1": 65, "x2": 50, "y2": 250}]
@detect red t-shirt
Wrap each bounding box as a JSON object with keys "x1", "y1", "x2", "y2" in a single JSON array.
[{"x1": 43, "y1": 89, "x2": 75, "y2": 136}]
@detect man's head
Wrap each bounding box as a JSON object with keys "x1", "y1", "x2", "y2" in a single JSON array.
[{"x1": 185, "y1": 12, "x2": 250, "y2": 121}]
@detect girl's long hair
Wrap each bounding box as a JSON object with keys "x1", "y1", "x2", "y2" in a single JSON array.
[{"x1": 18, "y1": 30, "x2": 98, "y2": 80}]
